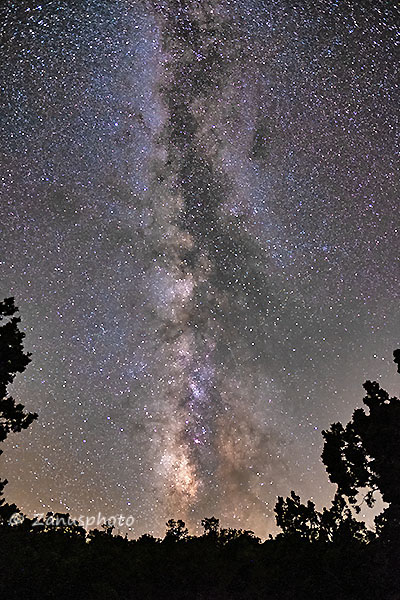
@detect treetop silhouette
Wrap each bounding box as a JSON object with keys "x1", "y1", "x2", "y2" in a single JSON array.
[
  {"x1": 322, "y1": 351, "x2": 400, "y2": 513},
  {"x1": 0, "y1": 297, "x2": 37, "y2": 444},
  {"x1": 0, "y1": 297, "x2": 37, "y2": 523}
]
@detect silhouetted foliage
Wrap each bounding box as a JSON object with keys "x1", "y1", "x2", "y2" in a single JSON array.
[
  {"x1": 0, "y1": 297, "x2": 37, "y2": 443},
  {"x1": 393, "y1": 348, "x2": 400, "y2": 373},
  {"x1": 0, "y1": 340, "x2": 399, "y2": 599},
  {"x1": 321, "y1": 350, "x2": 400, "y2": 543},
  {"x1": 275, "y1": 490, "x2": 372, "y2": 543},
  {"x1": 164, "y1": 518, "x2": 189, "y2": 542},
  {"x1": 0, "y1": 297, "x2": 37, "y2": 523},
  {"x1": 34, "y1": 512, "x2": 86, "y2": 538},
  {"x1": 201, "y1": 515, "x2": 220, "y2": 537}
]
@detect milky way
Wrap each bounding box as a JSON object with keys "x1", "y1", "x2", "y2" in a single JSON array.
[{"x1": 0, "y1": 0, "x2": 398, "y2": 537}]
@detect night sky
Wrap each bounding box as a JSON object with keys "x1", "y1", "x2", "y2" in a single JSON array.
[{"x1": 0, "y1": 0, "x2": 398, "y2": 538}]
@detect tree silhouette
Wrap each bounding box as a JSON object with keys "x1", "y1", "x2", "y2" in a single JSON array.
[
  {"x1": 274, "y1": 350, "x2": 400, "y2": 545},
  {"x1": 322, "y1": 350, "x2": 400, "y2": 505},
  {"x1": 35, "y1": 511, "x2": 86, "y2": 538},
  {"x1": 321, "y1": 349, "x2": 400, "y2": 539},
  {"x1": 275, "y1": 491, "x2": 321, "y2": 542},
  {"x1": 275, "y1": 490, "x2": 371, "y2": 543},
  {"x1": 164, "y1": 518, "x2": 189, "y2": 542},
  {"x1": 0, "y1": 297, "x2": 37, "y2": 438},
  {"x1": 393, "y1": 348, "x2": 400, "y2": 373},
  {"x1": 201, "y1": 516, "x2": 220, "y2": 537},
  {"x1": 0, "y1": 297, "x2": 37, "y2": 522}
]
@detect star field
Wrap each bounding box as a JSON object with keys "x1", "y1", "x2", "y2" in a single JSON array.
[{"x1": 0, "y1": 0, "x2": 398, "y2": 537}]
